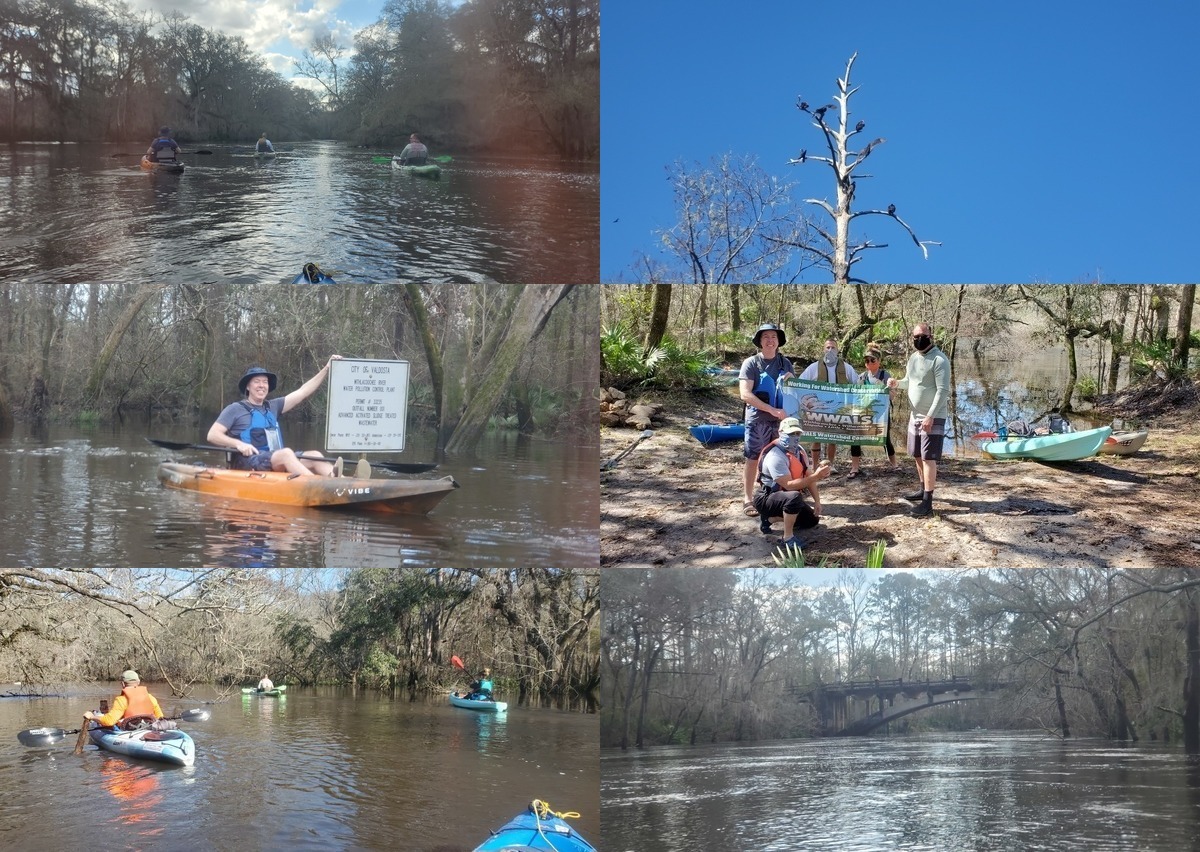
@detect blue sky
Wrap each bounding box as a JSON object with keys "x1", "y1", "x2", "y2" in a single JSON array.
[{"x1": 601, "y1": 0, "x2": 1200, "y2": 284}]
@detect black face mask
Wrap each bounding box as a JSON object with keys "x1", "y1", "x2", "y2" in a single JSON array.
[{"x1": 913, "y1": 335, "x2": 932, "y2": 351}]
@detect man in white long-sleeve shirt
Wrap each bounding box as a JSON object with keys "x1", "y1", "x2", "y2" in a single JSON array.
[{"x1": 887, "y1": 322, "x2": 951, "y2": 518}]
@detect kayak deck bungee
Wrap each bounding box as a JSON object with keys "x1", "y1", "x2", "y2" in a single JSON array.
[
  {"x1": 981, "y1": 426, "x2": 1112, "y2": 462},
  {"x1": 157, "y1": 462, "x2": 459, "y2": 514},
  {"x1": 88, "y1": 724, "x2": 195, "y2": 767},
  {"x1": 449, "y1": 692, "x2": 508, "y2": 713},
  {"x1": 141, "y1": 156, "x2": 184, "y2": 174},
  {"x1": 392, "y1": 159, "x2": 441, "y2": 179},
  {"x1": 472, "y1": 800, "x2": 596, "y2": 852}
]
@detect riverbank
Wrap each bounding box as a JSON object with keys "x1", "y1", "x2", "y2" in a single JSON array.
[{"x1": 601, "y1": 379, "x2": 1200, "y2": 568}]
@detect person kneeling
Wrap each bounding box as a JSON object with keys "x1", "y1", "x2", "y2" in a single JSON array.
[{"x1": 754, "y1": 418, "x2": 832, "y2": 549}]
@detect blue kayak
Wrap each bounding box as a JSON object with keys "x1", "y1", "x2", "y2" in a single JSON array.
[
  {"x1": 291, "y1": 263, "x2": 336, "y2": 284},
  {"x1": 473, "y1": 801, "x2": 596, "y2": 852},
  {"x1": 688, "y1": 423, "x2": 745, "y2": 445},
  {"x1": 981, "y1": 426, "x2": 1111, "y2": 462},
  {"x1": 88, "y1": 724, "x2": 195, "y2": 767},
  {"x1": 449, "y1": 692, "x2": 508, "y2": 713}
]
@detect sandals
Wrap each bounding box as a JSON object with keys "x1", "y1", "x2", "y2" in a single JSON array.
[
  {"x1": 742, "y1": 500, "x2": 758, "y2": 517},
  {"x1": 847, "y1": 469, "x2": 862, "y2": 480}
]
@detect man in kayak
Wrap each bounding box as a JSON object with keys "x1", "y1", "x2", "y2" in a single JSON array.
[
  {"x1": 799, "y1": 337, "x2": 859, "y2": 473},
  {"x1": 146, "y1": 126, "x2": 180, "y2": 163},
  {"x1": 257, "y1": 675, "x2": 274, "y2": 691},
  {"x1": 887, "y1": 322, "x2": 951, "y2": 518},
  {"x1": 83, "y1": 670, "x2": 165, "y2": 730},
  {"x1": 754, "y1": 417, "x2": 831, "y2": 548},
  {"x1": 256, "y1": 133, "x2": 274, "y2": 153},
  {"x1": 397, "y1": 133, "x2": 428, "y2": 165},
  {"x1": 738, "y1": 324, "x2": 794, "y2": 517},
  {"x1": 206, "y1": 358, "x2": 345, "y2": 477}
]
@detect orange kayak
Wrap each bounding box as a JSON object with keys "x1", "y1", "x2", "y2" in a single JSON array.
[
  {"x1": 157, "y1": 462, "x2": 458, "y2": 514},
  {"x1": 141, "y1": 156, "x2": 184, "y2": 173}
]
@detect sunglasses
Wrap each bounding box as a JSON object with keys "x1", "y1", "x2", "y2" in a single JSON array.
[{"x1": 865, "y1": 356, "x2": 878, "y2": 363}]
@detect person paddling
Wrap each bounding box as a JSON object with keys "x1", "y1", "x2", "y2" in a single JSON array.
[
  {"x1": 468, "y1": 667, "x2": 495, "y2": 700},
  {"x1": 255, "y1": 133, "x2": 274, "y2": 154},
  {"x1": 84, "y1": 670, "x2": 165, "y2": 730},
  {"x1": 396, "y1": 133, "x2": 429, "y2": 166},
  {"x1": 146, "y1": 126, "x2": 180, "y2": 163},
  {"x1": 257, "y1": 675, "x2": 274, "y2": 691},
  {"x1": 206, "y1": 358, "x2": 345, "y2": 477}
]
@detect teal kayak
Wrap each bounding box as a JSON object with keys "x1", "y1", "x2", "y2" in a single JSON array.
[
  {"x1": 449, "y1": 692, "x2": 507, "y2": 713},
  {"x1": 982, "y1": 426, "x2": 1111, "y2": 462},
  {"x1": 88, "y1": 724, "x2": 195, "y2": 767},
  {"x1": 392, "y1": 159, "x2": 441, "y2": 179},
  {"x1": 473, "y1": 801, "x2": 596, "y2": 852}
]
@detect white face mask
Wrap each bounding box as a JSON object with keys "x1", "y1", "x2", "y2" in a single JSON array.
[{"x1": 823, "y1": 350, "x2": 838, "y2": 367}]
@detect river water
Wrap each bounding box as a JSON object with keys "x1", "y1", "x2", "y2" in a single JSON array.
[
  {"x1": 602, "y1": 733, "x2": 1200, "y2": 850},
  {"x1": 0, "y1": 141, "x2": 597, "y2": 285},
  {"x1": 0, "y1": 685, "x2": 598, "y2": 851},
  {"x1": 0, "y1": 421, "x2": 598, "y2": 569}
]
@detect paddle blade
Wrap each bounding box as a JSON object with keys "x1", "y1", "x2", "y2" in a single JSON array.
[
  {"x1": 17, "y1": 727, "x2": 71, "y2": 746},
  {"x1": 73, "y1": 725, "x2": 89, "y2": 755},
  {"x1": 451, "y1": 655, "x2": 465, "y2": 670},
  {"x1": 971, "y1": 431, "x2": 999, "y2": 440}
]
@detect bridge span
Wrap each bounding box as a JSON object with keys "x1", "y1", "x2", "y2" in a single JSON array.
[{"x1": 796, "y1": 676, "x2": 985, "y2": 736}]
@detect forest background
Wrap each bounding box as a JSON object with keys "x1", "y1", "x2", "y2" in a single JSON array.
[{"x1": 1, "y1": 0, "x2": 598, "y2": 159}]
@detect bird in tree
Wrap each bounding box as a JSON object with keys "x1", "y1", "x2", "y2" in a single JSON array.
[
  {"x1": 855, "y1": 120, "x2": 865, "y2": 132},
  {"x1": 813, "y1": 106, "x2": 828, "y2": 121},
  {"x1": 798, "y1": 99, "x2": 809, "y2": 111},
  {"x1": 887, "y1": 203, "x2": 896, "y2": 216}
]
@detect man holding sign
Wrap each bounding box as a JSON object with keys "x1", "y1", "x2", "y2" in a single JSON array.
[{"x1": 207, "y1": 356, "x2": 344, "y2": 477}]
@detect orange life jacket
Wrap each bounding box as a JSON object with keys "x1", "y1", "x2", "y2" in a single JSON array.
[
  {"x1": 120, "y1": 684, "x2": 156, "y2": 720},
  {"x1": 757, "y1": 439, "x2": 809, "y2": 492}
]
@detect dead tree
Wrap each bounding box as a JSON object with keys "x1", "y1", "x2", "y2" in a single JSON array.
[{"x1": 787, "y1": 53, "x2": 940, "y2": 286}]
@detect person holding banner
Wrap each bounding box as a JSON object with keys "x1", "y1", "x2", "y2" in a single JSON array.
[
  {"x1": 887, "y1": 324, "x2": 951, "y2": 518},
  {"x1": 754, "y1": 416, "x2": 832, "y2": 549},
  {"x1": 207, "y1": 357, "x2": 345, "y2": 477},
  {"x1": 848, "y1": 346, "x2": 898, "y2": 478},
  {"x1": 738, "y1": 324, "x2": 794, "y2": 516},
  {"x1": 799, "y1": 338, "x2": 858, "y2": 472}
]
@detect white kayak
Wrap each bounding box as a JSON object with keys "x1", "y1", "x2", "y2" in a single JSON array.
[
  {"x1": 88, "y1": 724, "x2": 195, "y2": 766},
  {"x1": 449, "y1": 692, "x2": 507, "y2": 713}
]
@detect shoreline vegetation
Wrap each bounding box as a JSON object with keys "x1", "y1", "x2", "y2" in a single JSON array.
[{"x1": 600, "y1": 283, "x2": 1200, "y2": 569}]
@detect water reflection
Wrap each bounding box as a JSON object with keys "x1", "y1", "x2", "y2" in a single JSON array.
[{"x1": 97, "y1": 757, "x2": 167, "y2": 834}]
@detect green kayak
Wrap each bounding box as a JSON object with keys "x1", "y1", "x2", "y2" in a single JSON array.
[
  {"x1": 392, "y1": 159, "x2": 441, "y2": 179},
  {"x1": 241, "y1": 685, "x2": 287, "y2": 697},
  {"x1": 981, "y1": 426, "x2": 1111, "y2": 462}
]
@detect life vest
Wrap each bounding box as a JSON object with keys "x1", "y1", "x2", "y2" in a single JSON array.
[
  {"x1": 238, "y1": 401, "x2": 283, "y2": 453},
  {"x1": 815, "y1": 358, "x2": 851, "y2": 383},
  {"x1": 120, "y1": 685, "x2": 156, "y2": 720},
  {"x1": 757, "y1": 438, "x2": 809, "y2": 492},
  {"x1": 750, "y1": 354, "x2": 788, "y2": 408},
  {"x1": 149, "y1": 138, "x2": 176, "y2": 161}
]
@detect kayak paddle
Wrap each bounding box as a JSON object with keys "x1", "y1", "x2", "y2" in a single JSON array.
[
  {"x1": 18, "y1": 708, "x2": 211, "y2": 747},
  {"x1": 603, "y1": 429, "x2": 654, "y2": 470},
  {"x1": 971, "y1": 431, "x2": 1000, "y2": 439},
  {"x1": 371, "y1": 154, "x2": 453, "y2": 164},
  {"x1": 147, "y1": 438, "x2": 438, "y2": 474}
]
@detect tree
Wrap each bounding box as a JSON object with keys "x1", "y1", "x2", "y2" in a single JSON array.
[
  {"x1": 1173, "y1": 284, "x2": 1196, "y2": 372},
  {"x1": 786, "y1": 53, "x2": 940, "y2": 286}
]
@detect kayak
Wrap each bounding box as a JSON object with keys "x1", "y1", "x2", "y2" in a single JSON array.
[
  {"x1": 254, "y1": 150, "x2": 276, "y2": 159},
  {"x1": 392, "y1": 159, "x2": 441, "y2": 179},
  {"x1": 982, "y1": 426, "x2": 1111, "y2": 462},
  {"x1": 449, "y1": 692, "x2": 508, "y2": 713},
  {"x1": 88, "y1": 724, "x2": 195, "y2": 767},
  {"x1": 241, "y1": 685, "x2": 287, "y2": 696},
  {"x1": 689, "y1": 423, "x2": 745, "y2": 445},
  {"x1": 1097, "y1": 429, "x2": 1149, "y2": 456},
  {"x1": 141, "y1": 156, "x2": 184, "y2": 174},
  {"x1": 473, "y1": 801, "x2": 596, "y2": 852},
  {"x1": 291, "y1": 263, "x2": 337, "y2": 284},
  {"x1": 157, "y1": 462, "x2": 459, "y2": 514}
]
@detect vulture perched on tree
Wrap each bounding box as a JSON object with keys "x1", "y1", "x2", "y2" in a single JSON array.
[
  {"x1": 798, "y1": 100, "x2": 809, "y2": 111},
  {"x1": 887, "y1": 203, "x2": 896, "y2": 216}
]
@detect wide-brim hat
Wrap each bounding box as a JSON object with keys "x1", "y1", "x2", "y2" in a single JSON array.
[
  {"x1": 779, "y1": 417, "x2": 804, "y2": 434},
  {"x1": 238, "y1": 366, "x2": 278, "y2": 394},
  {"x1": 753, "y1": 323, "x2": 787, "y2": 348}
]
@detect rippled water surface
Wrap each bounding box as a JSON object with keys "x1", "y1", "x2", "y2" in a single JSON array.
[
  {"x1": 0, "y1": 686, "x2": 598, "y2": 851},
  {"x1": 602, "y1": 734, "x2": 1200, "y2": 851},
  {"x1": 1, "y1": 142, "x2": 598, "y2": 284},
  {"x1": 0, "y1": 422, "x2": 599, "y2": 570}
]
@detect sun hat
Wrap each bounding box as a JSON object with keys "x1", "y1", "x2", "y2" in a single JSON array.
[
  {"x1": 752, "y1": 323, "x2": 787, "y2": 348},
  {"x1": 779, "y1": 417, "x2": 804, "y2": 434},
  {"x1": 121, "y1": 670, "x2": 140, "y2": 683},
  {"x1": 238, "y1": 366, "x2": 278, "y2": 394}
]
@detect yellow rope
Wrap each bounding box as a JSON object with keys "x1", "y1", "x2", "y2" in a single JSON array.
[{"x1": 531, "y1": 799, "x2": 582, "y2": 821}]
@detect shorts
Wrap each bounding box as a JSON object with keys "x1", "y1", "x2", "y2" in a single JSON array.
[
  {"x1": 743, "y1": 419, "x2": 780, "y2": 460},
  {"x1": 753, "y1": 489, "x2": 820, "y2": 528},
  {"x1": 907, "y1": 417, "x2": 945, "y2": 460},
  {"x1": 231, "y1": 450, "x2": 275, "y2": 471}
]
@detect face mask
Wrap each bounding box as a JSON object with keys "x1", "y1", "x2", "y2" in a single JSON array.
[
  {"x1": 777, "y1": 434, "x2": 792, "y2": 450},
  {"x1": 822, "y1": 351, "x2": 838, "y2": 367},
  {"x1": 913, "y1": 335, "x2": 932, "y2": 351}
]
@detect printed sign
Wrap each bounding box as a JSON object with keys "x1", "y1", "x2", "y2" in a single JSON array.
[
  {"x1": 779, "y1": 378, "x2": 891, "y2": 445},
  {"x1": 326, "y1": 359, "x2": 410, "y2": 452}
]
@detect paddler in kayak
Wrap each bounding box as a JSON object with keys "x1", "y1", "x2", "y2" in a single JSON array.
[
  {"x1": 206, "y1": 358, "x2": 345, "y2": 478},
  {"x1": 145, "y1": 126, "x2": 181, "y2": 163},
  {"x1": 257, "y1": 674, "x2": 274, "y2": 691},
  {"x1": 468, "y1": 667, "x2": 495, "y2": 700},
  {"x1": 396, "y1": 133, "x2": 428, "y2": 165},
  {"x1": 255, "y1": 132, "x2": 274, "y2": 154},
  {"x1": 83, "y1": 670, "x2": 170, "y2": 731}
]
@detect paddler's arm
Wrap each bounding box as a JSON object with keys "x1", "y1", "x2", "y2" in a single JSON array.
[
  {"x1": 85, "y1": 694, "x2": 128, "y2": 727},
  {"x1": 739, "y1": 378, "x2": 786, "y2": 421},
  {"x1": 206, "y1": 416, "x2": 255, "y2": 456},
  {"x1": 282, "y1": 354, "x2": 343, "y2": 413},
  {"x1": 150, "y1": 694, "x2": 164, "y2": 719}
]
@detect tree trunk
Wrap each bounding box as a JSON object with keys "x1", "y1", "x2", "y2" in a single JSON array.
[
  {"x1": 1173, "y1": 283, "x2": 1195, "y2": 371},
  {"x1": 643, "y1": 284, "x2": 672, "y2": 354},
  {"x1": 1106, "y1": 289, "x2": 1130, "y2": 395},
  {"x1": 1184, "y1": 583, "x2": 1200, "y2": 754},
  {"x1": 83, "y1": 284, "x2": 166, "y2": 406},
  {"x1": 400, "y1": 284, "x2": 446, "y2": 438},
  {"x1": 444, "y1": 285, "x2": 571, "y2": 454}
]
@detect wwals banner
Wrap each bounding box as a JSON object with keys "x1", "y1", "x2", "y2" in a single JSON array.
[{"x1": 779, "y1": 379, "x2": 891, "y2": 445}]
